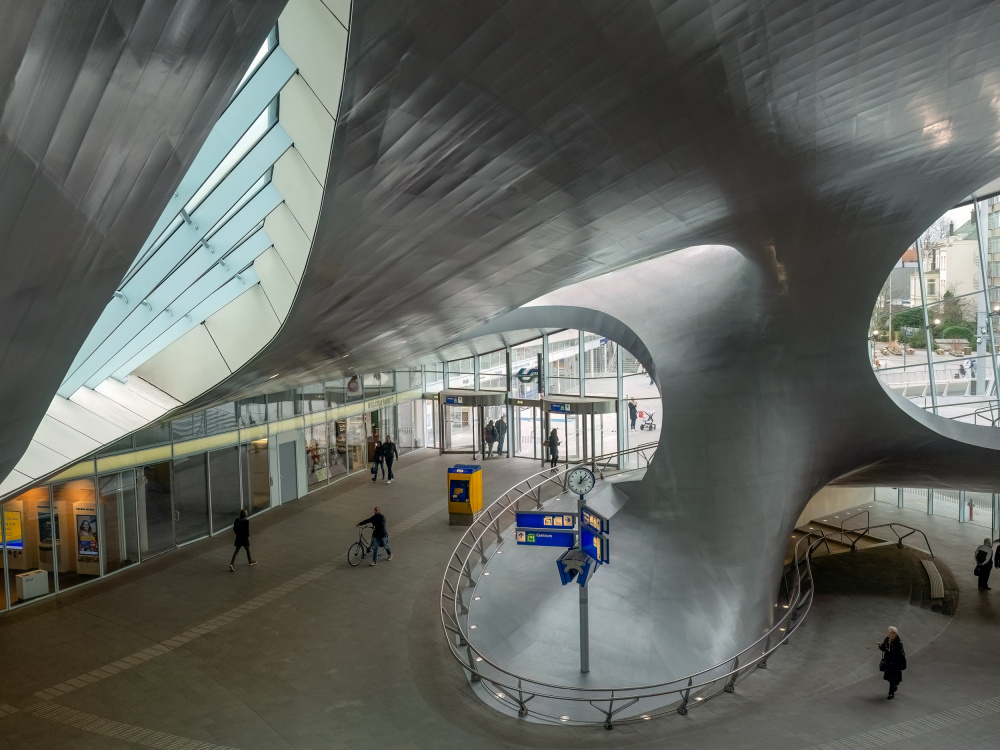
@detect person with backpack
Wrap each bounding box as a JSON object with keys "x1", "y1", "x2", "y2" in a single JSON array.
[
  {"x1": 975, "y1": 538, "x2": 994, "y2": 590},
  {"x1": 357, "y1": 506, "x2": 392, "y2": 566},
  {"x1": 382, "y1": 435, "x2": 399, "y2": 483},
  {"x1": 371, "y1": 439, "x2": 385, "y2": 482},
  {"x1": 484, "y1": 420, "x2": 497, "y2": 458},
  {"x1": 547, "y1": 428, "x2": 560, "y2": 468},
  {"x1": 877, "y1": 626, "x2": 906, "y2": 699},
  {"x1": 229, "y1": 509, "x2": 257, "y2": 571}
]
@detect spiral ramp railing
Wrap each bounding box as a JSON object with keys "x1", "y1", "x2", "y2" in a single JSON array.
[{"x1": 440, "y1": 443, "x2": 856, "y2": 728}]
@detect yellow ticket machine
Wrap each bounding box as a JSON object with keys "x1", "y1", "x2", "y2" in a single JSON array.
[{"x1": 448, "y1": 464, "x2": 483, "y2": 525}]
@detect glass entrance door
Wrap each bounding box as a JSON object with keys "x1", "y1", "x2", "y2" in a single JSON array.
[
  {"x1": 514, "y1": 405, "x2": 540, "y2": 458},
  {"x1": 547, "y1": 413, "x2": 582, "y2": 461},
  {"x1": 442, "y1": 405, "x2": 478, "y2": 452}
]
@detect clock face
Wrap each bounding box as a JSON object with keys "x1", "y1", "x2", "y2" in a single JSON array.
[{"x1": 567, "y1": 468, "x2": 596, "y2": 496}]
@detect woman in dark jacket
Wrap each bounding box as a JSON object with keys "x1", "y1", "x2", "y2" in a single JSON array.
[
  {"x1": 548, "y1": 428, "x2": 560, "y2": 468},
  {"x1": 371, "y1": 440, "x2": 385, "y2": 481},
  {"x1": 877, "y1": 626, "x2": 906, "y2": 698},
  {"x1": 229, "y1": 509, "x2": 257, "y2": 571}
]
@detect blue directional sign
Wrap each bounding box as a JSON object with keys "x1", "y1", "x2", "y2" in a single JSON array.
[
  {"x1": 515, "y1": 510, "x2": 576, "y2": 530},
  {"x1": 444, "y1": 395, "x2": 464, "y2": 404},
  {"x1": 516, "y1": 529, "x2": 575, "y2": 547},
  {"x1": 550, "y1": 402, "x2": 572, "y2": 413},
  {"x1": 580, "y1": 506, "x2": 610, "y2": 535},
  {"x1": 582, "y1": 528, "x2": 610, "y2": 564}
]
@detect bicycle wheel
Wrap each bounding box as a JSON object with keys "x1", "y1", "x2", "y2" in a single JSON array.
[{"x1": 348, "y1": 542, "x2": 364, "y2": 566}]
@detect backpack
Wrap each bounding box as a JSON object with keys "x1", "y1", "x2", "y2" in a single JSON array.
[{"x1": 976, "y1": 548, "x2": 989, "y2": 565}]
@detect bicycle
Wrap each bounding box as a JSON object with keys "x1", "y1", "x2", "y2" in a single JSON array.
[{"x1": 348, "y1": 525, "x2": 374, "y2": 566}]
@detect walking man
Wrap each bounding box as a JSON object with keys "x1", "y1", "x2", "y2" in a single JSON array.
[
  {"x1": 229, "y1": 509, "x2": 257, "y2": 571},
  {"x1": 628, "y1": 398, "x2": 638, "y2": 431},
  {"x1": 495, "y1": 415, "x2": 508, "y2": 457},
  {"x1": 382, "y1": 434, "x2": 399, "y2": 483},
  {"x1": 357, "y1": 506, "x2": 392, "y2": 566}
]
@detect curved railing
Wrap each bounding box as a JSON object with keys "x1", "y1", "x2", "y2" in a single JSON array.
[{"x1": 439, "y1": 444, "x2": 840, "y2": 728}]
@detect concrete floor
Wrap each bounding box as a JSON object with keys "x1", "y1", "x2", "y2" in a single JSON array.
[{"x1": 0, "y1": 450, "x2": 998, "y2": 749}]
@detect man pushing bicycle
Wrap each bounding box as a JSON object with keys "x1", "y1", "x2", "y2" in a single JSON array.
[{"x1": 357, "y1": 506, "x2": 392, "y2": 566}]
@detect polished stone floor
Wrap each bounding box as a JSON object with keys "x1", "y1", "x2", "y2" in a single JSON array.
[{"x1": 0, "y1": 451, "x2": 998, "y2": 749}]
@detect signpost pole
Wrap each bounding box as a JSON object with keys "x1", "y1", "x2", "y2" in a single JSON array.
[{"x1": 578, "y1": 492, "x2": 589, "y2": 673}]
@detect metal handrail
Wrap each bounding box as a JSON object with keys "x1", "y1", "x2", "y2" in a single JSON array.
[
  {"x1": 438, "y1": 443, "x2": 893, "y2": 727},
  {"x1": 821, "y1": 522, "x2": 934, "y2": 558},
  {"x1": 839, "y1": 509, "x2": 869, "y2": 539}
]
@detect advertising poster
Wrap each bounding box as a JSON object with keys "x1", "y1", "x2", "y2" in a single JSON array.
[
  {"x1": 76, "y1": 514, "x2": 99, "y2": 557},
  {"x1": 3, "y1": 509, "x2": 23, "y2": 550},
  {"x1": 38, "y1": 511, "x2": 59, "y2": 545}
]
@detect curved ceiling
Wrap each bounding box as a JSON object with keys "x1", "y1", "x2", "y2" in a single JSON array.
[
  {"x1": 0, "y1": 0, "x2": 286, "y2": 480},
  {"x1": 188, "y1": 0, "x2": 1000, "y2": 408}
]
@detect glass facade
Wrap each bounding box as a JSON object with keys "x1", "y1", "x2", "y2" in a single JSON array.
[
  {"x1": 0, "y1": 373, "x2": 431, "y2": 611},
  {"x1": 872, "y1": 203, "x2": 1000, "y2": 424}
]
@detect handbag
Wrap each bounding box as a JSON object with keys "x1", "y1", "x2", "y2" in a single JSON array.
[{"x1": 975, "y1": 564, "x2": 983, "y2": 576}]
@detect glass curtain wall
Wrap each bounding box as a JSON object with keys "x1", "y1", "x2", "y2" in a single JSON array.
[
  {"x1": 547, "y1": 329, "x2": 581, "y2": 396},
  {"x1": 479, "y1": 350, "x2": 507, "y2": 391},
  {"x1": 209, "y1": 447, "x2": 243, "y2": 532},
  {"x1": 448, "y1": 358, "x2": 475, "y2": 389},
  {"x1": 511, "y1": 338, "x2": 542, "y2": 399}
]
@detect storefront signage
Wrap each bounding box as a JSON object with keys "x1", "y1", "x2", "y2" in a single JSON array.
[
  {"x1": 515, "y1": 529, "x2": 575, "y2": 547},
  {"x1": 76, "y1": 511, "x2": 98, "y2": 557},
  {"x1": 365, "y1": 394, "x2": 397, "y2": 411}
]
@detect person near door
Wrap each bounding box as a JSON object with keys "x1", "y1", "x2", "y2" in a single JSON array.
[
  {"x1": 371, "y1": 440, "x2": 385, "y2": 481},
  {"x1": 547, "y1": 428, "x2": 560, "y2": 468},
  {"x1": 382, "y1": 435, "x2": 399, "y2": 483},
  {"x1": 229, "y1": 509, "x2": 257, "y2": 571},
  {"x1": 357, "y1": 506, "x2": 392, "y2": 566},
  {"x1": 484, "y1": 420, "x2": 497, "y2": 458},
  {"x1": 495, "y1": 415, "x2": 508, "y2": 456}
]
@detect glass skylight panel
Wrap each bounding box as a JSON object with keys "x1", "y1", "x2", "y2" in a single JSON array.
[
  {"x1": 184, "y1": 107, "x2": 272, "y2": 215},
  {"x1": 205, "y1": 172, "x2": 271, "y2": 241}
]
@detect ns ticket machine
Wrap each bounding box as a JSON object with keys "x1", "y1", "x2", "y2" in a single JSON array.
[{"x1": 447, "y1": 464, "x2": 483, "y2": 526}]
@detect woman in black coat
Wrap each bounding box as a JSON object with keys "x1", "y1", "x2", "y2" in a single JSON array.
[
  {"x1": 877, "y1": 626, "x2": 906, "y2": 699},
  {"x1": 229, "y1": 509, "x2": 257, "y2": 571}
]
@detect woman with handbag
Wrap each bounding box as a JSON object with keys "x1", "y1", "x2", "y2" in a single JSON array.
[{"x1": 877, "y1": 626, "x2": 906, "y2": 699}]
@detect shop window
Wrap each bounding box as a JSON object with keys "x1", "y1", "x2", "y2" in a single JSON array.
[{"x1": 4, "y1": 487, "x2": 54, "y2": 605}]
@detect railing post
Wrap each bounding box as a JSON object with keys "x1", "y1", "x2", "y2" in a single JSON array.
[
  {"x1": 604, "y1": 690, "x2": 615, "y2": 730},
  {"x1": 724, "y1": 656, "x2": 740, "y2": 693},
  {"x1": 467, "y1": 645, "x2": 480, "y2": 681},
  {"x1": 759, "y1": 635, "x2": 770, "y2": 669},
  {"x1": 676, "y1": 677, "x2": 692, "y2": 715},
  {"x1": 516, "y1": 679, "x2": 527, "y2": 717}
]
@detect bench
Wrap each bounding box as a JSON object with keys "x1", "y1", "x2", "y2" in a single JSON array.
[{"x1": 921, "y1": 559, "x2": 945, "y2": 606}]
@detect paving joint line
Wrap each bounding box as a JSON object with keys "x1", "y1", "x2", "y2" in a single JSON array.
[{"x1": 802, "y1": 694, "x2": 1000, "y2": 750}]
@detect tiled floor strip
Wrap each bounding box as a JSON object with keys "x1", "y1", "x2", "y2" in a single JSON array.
[
  {"x1": 23, "y1": 702, "x2": 238, "y2": 750},
  {"x1": 32, "y1": 559, "x2": 336, "y2": 701},
  {"x1": 802, "y1": 695, "x2": 1000, "y2": 750}
]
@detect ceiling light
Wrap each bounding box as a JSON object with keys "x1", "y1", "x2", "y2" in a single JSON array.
[
  {"x1": 269, "y1": 374, "x2": 280, "y2": 379},
  {"x1": 474, "y1": 596, "x2": 481, "y2": 600}
]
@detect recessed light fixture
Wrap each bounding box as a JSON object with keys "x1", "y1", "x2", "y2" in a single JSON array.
[
  {"x1": 560, "y1": 716, "x2": 570, "y2": 722},
  {"x1": 695, "y1": 697, "x2": 704, "y2": 702},
  {"x1": 496, "y1": 550, "x2": 503, "y2": 554},
  {"x1": 475, "y1": 657, "x2": 482, "y2": 662},
  {"x1": 269, "y1": 373, "x2": 280, "y2": 379},
  {"x1": 474, "y1": 596, "x2": 481, "y2": 601},
  {"x1": 470, "y1": 625, "x2": 477, "y2": 629},
  {"x1": 484, "y1": 572, "x2": 490, "y2": 576},
  {"x1": 496, "y1": 692, "x2": 505, "y2": 699},
  {"x1": 342, "y1": 354, "x2": 349, "y2": 358},
  {"x1": 641, "y1": 715, "x2": 651, "y2": 720}
]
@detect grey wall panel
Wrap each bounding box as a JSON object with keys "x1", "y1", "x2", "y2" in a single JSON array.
[{"x1": 0, "y1": 0, "x2": 286, "y2": 478}]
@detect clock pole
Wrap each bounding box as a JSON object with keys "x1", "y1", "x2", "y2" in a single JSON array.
[{"x1": 578, "y1": 491, "x2": 589, "y2": 673}]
